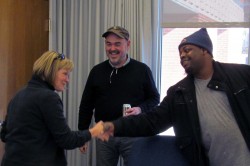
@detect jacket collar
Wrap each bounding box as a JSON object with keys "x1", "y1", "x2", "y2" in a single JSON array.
[
  {"x1": 210, "y1": 60, "x2": 227, "y2": 82},
  {"x1": 175, "y1": 60, "x2": 226, "y2": 93},
  {"x1": 28, "y1": 75, "x2": 55, "y2": 91}
]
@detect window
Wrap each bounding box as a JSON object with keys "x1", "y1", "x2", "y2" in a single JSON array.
[{"x1": 159, "y1": 0, "x2": 250, "y2": 136}]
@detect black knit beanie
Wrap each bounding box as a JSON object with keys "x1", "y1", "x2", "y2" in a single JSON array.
[{"x1": 178, "y1": 28, "x2": 213, "y2": 55}]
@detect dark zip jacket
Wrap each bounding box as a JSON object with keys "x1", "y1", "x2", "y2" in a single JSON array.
[
  {"x1": 1, "y1": 75, "x2": 91, "y2": 166},
  {"x1": 113, "y1": 61, "x2": 250, "y2": 166}
]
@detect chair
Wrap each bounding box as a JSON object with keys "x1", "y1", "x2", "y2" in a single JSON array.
[{"x1": 127, "y1": 135, "x2": 190, "y2": 166}]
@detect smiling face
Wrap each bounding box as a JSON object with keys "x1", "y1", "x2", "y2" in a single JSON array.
[
  {"x1": 105, "y1": 34, "x2": 130, "y2": 68},
  {"x1": 179, "y1": 44, "x2": 207, "y2": 76},
  {"x1": 53, "y1": 68, "x2": 70, "y2": 92}
]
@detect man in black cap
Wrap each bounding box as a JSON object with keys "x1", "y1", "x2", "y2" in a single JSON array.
[
  {"x1": 78, "y1": 26, "x2": 160, "y2": 166},
  {"x1": 101, "y1": 28, "x2": 250, "y2": 166}
]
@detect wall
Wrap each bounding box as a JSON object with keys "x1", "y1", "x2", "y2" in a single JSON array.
[{"x1": 0, "y1": 0, "x2": 49, "y2": 161}]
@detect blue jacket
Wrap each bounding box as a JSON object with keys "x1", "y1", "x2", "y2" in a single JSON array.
[
  {"x1": 1, "y1": 75, "x2": 91, "y2": 166},
  {"x1": 113, "y1": 61, "x2": 250, "y2": 166}
]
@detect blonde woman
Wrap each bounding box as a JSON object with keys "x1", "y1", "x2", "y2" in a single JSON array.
[{"x1": 1, "y1": 51, "x2": 103, "y2": 166}]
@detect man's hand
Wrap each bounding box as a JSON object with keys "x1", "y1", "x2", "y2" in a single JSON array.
[
  {"x1": 79, "y1": 142, "x2": 88, "y2": 153},
  {"x1": 124, "y1": 107, "x2": 141, "y2": 116}
]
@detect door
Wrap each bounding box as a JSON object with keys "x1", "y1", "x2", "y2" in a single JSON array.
[{"x1": 0, "y1": 0, "x2": 49, "y2": 161}]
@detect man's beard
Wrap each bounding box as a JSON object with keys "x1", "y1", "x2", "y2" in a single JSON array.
[
  {"x1": 185, "y1": 67, "x2": 194, "y2": 76},
  {"x1": 181, "y1": 57, "x2": 193, "y2": 75}
]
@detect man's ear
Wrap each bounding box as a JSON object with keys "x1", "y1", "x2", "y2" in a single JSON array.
[
  {"x1": 127, "y1": 39, "x2": 131, "y2": 48},
  {"x1": 201, "y1": 48, "x2": 208, "y2": 55}
]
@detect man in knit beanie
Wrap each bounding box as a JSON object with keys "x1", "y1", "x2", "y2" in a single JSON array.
[
  {"x1": 101, "y1": 28, "x2": 250, "y2": 166},
  {"x1": 178, "y1": 28, "x2": 214, "y2": 76}
]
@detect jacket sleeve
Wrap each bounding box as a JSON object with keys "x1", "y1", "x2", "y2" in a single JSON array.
[
  {"x1": 138, "y1": 66, "x2": 160, "y2": 112},
  {"x1": 113, "y1": 93, "x2": 173, "y2": 137},
  {"x1": 78, "y1": 69, "x2": 96, "y2": 130},
  {"x1": 0, "y1": 100, "x2": 12, "y2": 142},
  {"x1": 0, "y1": 119, "x2": 7, "y2": 142},
  {"x1": 41, "y1": 92, "x2": 91, "y2": 150}
]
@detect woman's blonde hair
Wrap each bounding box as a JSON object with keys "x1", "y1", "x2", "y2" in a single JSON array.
[{"x1": 33, "y1": 50, "x2": 74, "y2": 85}]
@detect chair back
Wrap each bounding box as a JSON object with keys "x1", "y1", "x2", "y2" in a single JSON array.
[{"x1": 127, "y1": 136, "x2": 190, "y2": 166}]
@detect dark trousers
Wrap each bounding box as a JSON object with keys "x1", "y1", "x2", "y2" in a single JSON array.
[{"x1": 96, "y1": 137, "x2": 139, "y2": 166}]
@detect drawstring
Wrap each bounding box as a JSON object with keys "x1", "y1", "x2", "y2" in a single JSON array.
[
  {"x1": 110, "y1": 68, "x2": 118, "y2": 84},
  {"x1": 108, "y1": 55, "x2": 130, "y2": 84},
  {"x1": 110, "y1": 69, "x2": 114, "y2": 84}
]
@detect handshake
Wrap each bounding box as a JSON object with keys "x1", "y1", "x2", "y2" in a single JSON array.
[
  {"x1": 79, "y1": 121, "x2": 114, "y2": 153},
  {"x1": 88, "y1": 107, "x2": 141, "y2": 141},
  {"x1": 89, "y1": 121, "x2": 114, "y2": 141}
]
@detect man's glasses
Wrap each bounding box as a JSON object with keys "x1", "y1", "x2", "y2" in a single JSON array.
[{"x1": 54, "y1": 53, "x2": 65, "y2": 60}]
